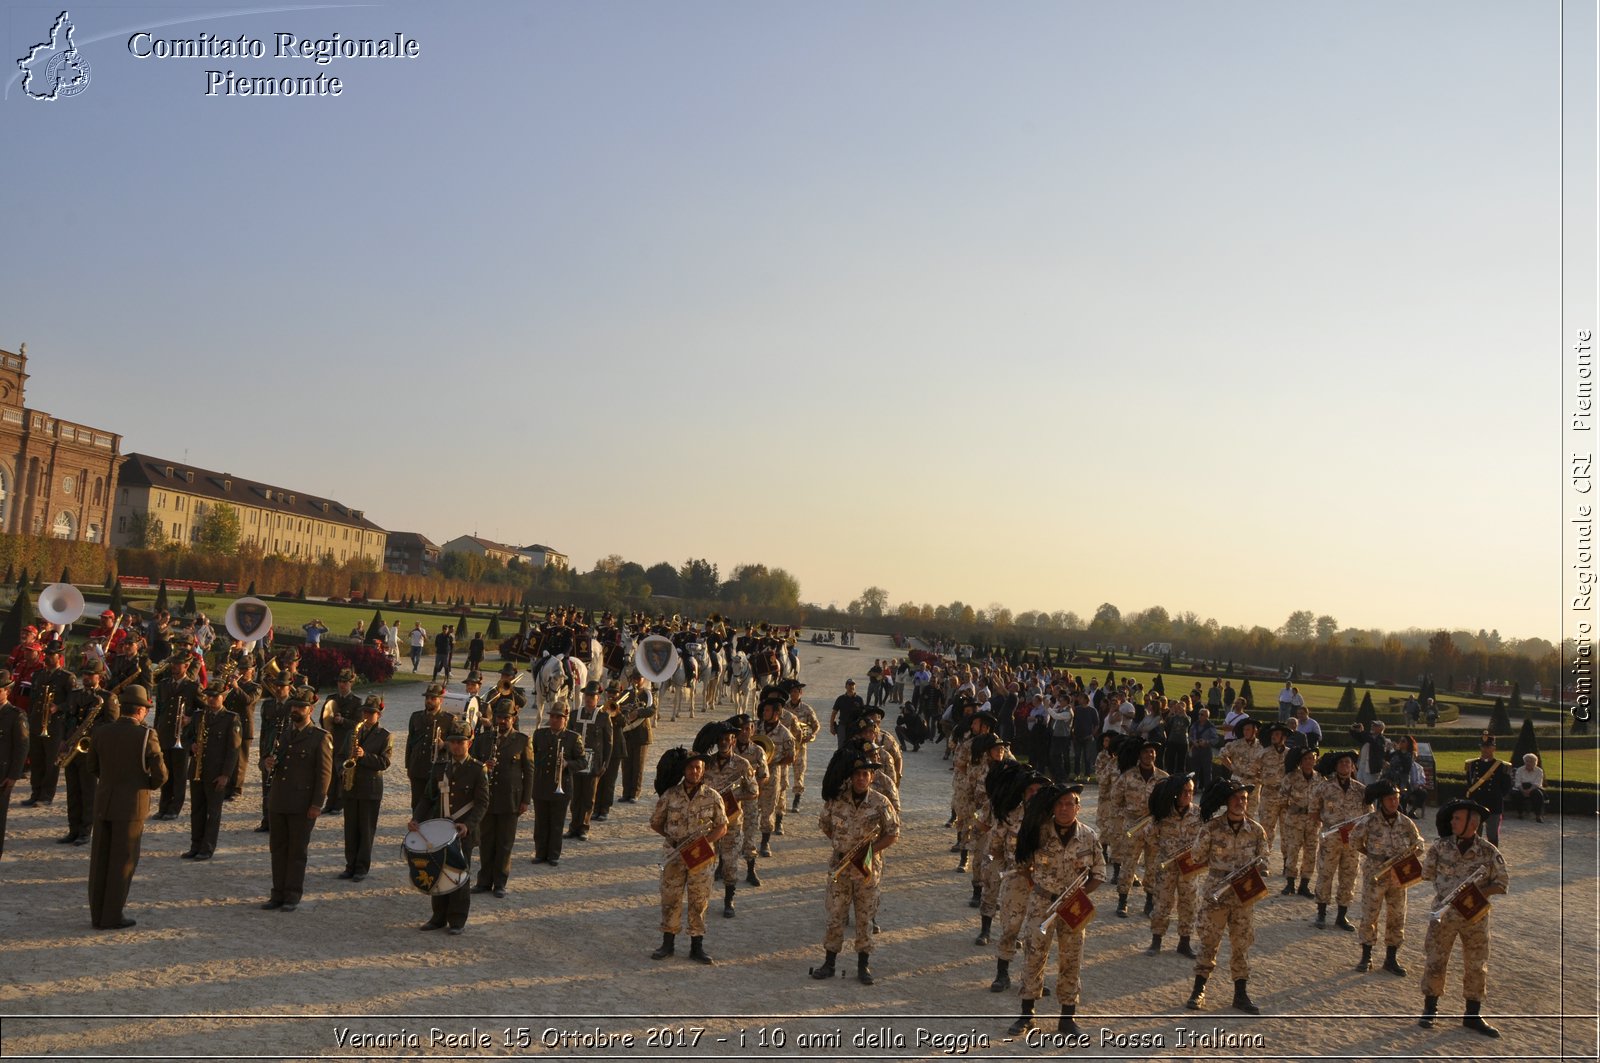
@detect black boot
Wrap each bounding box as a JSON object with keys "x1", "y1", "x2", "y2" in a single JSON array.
[
  {"x1": 791, "y1": 793, "x2": 801, "y2": 812},
  {"x1": 1185, "y1": 975, "x2": 1207, "y2": 1010},
  {"x1": 956, "y1": 848, "x2": 968, "y2": 872},
  {"x1": 968, "y1": 882, "x2": 982, "y2": 908},
  {"x1": 651, "y1": 933, "x2": 675, "y2": 960},
  {"x1": 1058, "y1": 1004, "x2": 1081, "y2": 1037},
  {"x1": 989, "y1": 958, "x2": 1011, "y2": 993},
  {"x1": 1280, "y1": 878, "x2": 1296, "y2": 895},
  {"x1": 1383, "y1": 946, "x2": 1407, "y2": 977},
  {"x1": 1314, "y1": 903, "x2": 1327, "y2": 928},
  {"x1": 759, "y1": 832, "x2": 772, "y2": 857},
  {"x1": 1297, "y1": 878, "x2": 1313, "y2": 897},
  {"x1": 1145, "y1": 934, "x2": 1162, "y2": 954},
  {"x1": 723, "y1": 883, "x2": 736, "y2": 919},
  {"x1": 1356, "y1": 944, "x2": 1372, "y2": 971},
  {"x1": 1176, "y1": 935, "x2": 1195, "y2": 957},
  {"x1": 974, "y1": 915, "x2": 992, "y2": 946},
  {"x1": 1116, "y1": 893, "x2": 1129, "y2": 918},
  {"x1": 1335, "y1": 905, "x2": 1355, "y2": 931},
  {"x1": 856, "y1": 952, "x2": 874, "y2": 985},
  {"x1": 1143, "y1": 892, "x2": 1154, "y2": 916},
  {"x1": 1110, "y1": 862, "x2": 1121, "y2": 886},
  {"x1": 1007, "y1": 1000, "x2": 1036, "y2": 1036},
  {"x1": 1232, "y1": 979, "x2": 1260, "y2": 1014},
  {"x1": 688, "y1": 936, "x2": 713, "y2": 964},
  {"x1": 809, "y1": 951, "x2": 837, "y2": 979},
  {"x1": 746, "y1": 859, "x2": 762, "y2": 887},
  {"x1": 1418, "y1": 995, "x2": 1438, "y2": 1028},
  {"x1": 1462, "y1": 999, "x2": 1500, "y2": 1037},
  {"x1": 773, "y1": 810, "x2": 784, "y2": 836}
]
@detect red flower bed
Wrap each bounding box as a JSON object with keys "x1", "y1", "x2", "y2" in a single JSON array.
[{"x1": 296, "y1": 643, "x2": 396, "y2": 688}]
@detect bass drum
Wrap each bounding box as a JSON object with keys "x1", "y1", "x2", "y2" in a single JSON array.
[{"x1": 402, "y1": 818, "x2": 469, "y2": 895}]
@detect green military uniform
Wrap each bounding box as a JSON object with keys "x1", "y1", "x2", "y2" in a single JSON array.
[
  {"x1": 84, "y1": 692, "x2": 166, "y2": 929},
  {"x1": 341, "y1": 706, "x2": 392, "y2": 880},
  {"x1": 414, "y1": 738, "x2": 489, "y2": 932},
  {"x1": 262, "y1": 696, "x2": 332, "y2": 911},
  {"x1": 183, "y1": 690, "x2": 241, "y2": 859},
  {"x1": 471, "y1": 713, "x2": 533, "y2": 893}
]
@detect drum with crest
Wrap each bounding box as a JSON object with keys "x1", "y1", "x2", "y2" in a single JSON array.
[{"x1": 402, "y1": 818, "x2": 470, "y2": 895}]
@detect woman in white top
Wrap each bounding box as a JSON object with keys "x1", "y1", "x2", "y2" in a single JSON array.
[{"x1": 1512, "y1": 753, "x2": 1545, "y2": 822}]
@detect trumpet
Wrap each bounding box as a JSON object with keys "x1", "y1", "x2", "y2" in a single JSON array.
[
  {"x1": 1159, "y1": 844, "x2": 1196, "y2": 870},
  {"x1": 1124, "y1": 814, "x2": 1153, "y2": 838},
  {"x1": 189, "y1": 702, "x2": 209, "y2": 783},
  {"x1": 342, "y1": 719, "x2": 370, "y2": 791},
  {"x1": 1208, "y1": 856, "x2": 1269, "y2": 904},
  {"x1": 1038, "y1": 868, "x2": 1091, "y2": 934},
  {"x1": 1369, "y1": 843, "x2": 1425, "y2": 885},
  {"x1": 830, "y1": 828, "x2": 882, "y2": 881},
  {"x1": 1429, "y1": 866, "x2": 1488, "y2": 923},
  {"x1": 1320, "y1": 813, "x2": 1371, "y2": 840},
  {"x1": 38, "y1": 681, "x2": 55, "y2": 741}
]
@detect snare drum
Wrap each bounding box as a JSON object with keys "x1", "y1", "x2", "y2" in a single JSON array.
[{"x1": 402, "y1": 818, "x2": 469, "y2": 895}]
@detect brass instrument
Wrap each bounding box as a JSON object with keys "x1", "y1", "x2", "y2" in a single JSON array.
[
  {"x1": 1370, "y1": 842, "x2": 1425, "y2": 885},
  {"x1": 829, "y1": 827, "x2": 883, "y2": 882},
  {"x1": 56, "y1": 689, "x2": 109, "y2": 768},
  {"x1": 38, "y1": 680, "x2": 56, "y2": 741},
  {"x1": 343, "y1": 719, "x2": 370, "y2": 791},
  {"x1": 1124, "y1": 814, "x2": 1153, "y2": 838},
  {"x1": 1428, "y1": 866, "x2": 1489, "y2": 923},
  {"x1": 189, "y1": 702, "x2": 209, "y2": 782},
  {"x1": 1208, "y1": 856, "x2": 1269, "y2": 904},
  {"x1": 1038, "y1": 868, "x2": 1092, "y2": 934},
  {"x1": 1159, "y1": 844, "x2": 1196, "y2": 870},
  {"x1": 1319, "y1": 812, "x2": 1371, "y2": 840}
]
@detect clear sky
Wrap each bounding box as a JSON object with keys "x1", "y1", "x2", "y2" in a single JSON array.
[{"x1": 0, "y1": 1, "x2": 1565, "y2": 640}]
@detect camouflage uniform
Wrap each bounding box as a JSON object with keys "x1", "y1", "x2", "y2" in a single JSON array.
[
  {"x1": 951, "y1": 734, "x2": 977, "y2": 848},
  {"x1": 1216, "y1": 738, "x2": 1268, "y2": 819},
  {"x1": 733, "y1": 738, "x2": 770, "y2": 856},
  {"x1": 1279, "y1": 768, "x2": 1320, "y2": 881},
  {"x1": 1256, "y1": 743, "x2": 1288, "y2": 846},
  {"x1": 1113, "y1": 765, "x2": 1168, "y2": 900},
  {"x1": 1151, "y1": 804, "x2": 1202, "y2": 938},
  {"x1": 1420, "y1": 834, "x2": 1509, "y2": 1001},
  {"x1": 788, "y1": 699, "x2": 820, "y2": 800},
  {"x1": 1093, "y1": 752, "x2": 1121, "y2": 847},
  {"x1": 702, "y1": 751, "x2": 757, "y2": 886},
  {"x1": 1191, "y1": 814, "x2": 1268, "y2": 980},
  {"x1": 819, "y1": 788, "x2": 900, "y2": 955},
  {"x1": 1350, "y1": 808, "x2": 1424, "y2": 948},
  {"x1": 968, "y1": 758, "x2": 999, "y2": 888},
  {"x1": 989, "y1": 806, "x2": 1030, "y2": 960},
  {"x1": 1311, "y1": 777, "x2": 1369, "y2": 905},
  {"x1": 757, "y1": 718, "x2": 796, "y2": 813},
  {"x1": 1018, "y1": 820, "x2": 1106, "y2": 1004},
  {"x1": 651, "y1": 779, "x2": 729, "y2": 936},
  {"x1": 874, "y1": 729, "x2": 904, "y2": 786}
]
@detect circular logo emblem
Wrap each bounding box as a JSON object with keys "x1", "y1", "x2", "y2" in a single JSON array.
[{"x1": 45, "y1": 50, "x2": 91, "y2": 98}]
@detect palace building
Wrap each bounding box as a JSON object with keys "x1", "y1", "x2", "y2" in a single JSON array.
[
  {"x1": 111, "y1": 453, "x2": 387, "y2": 563},
  {"x1": 0, "y1": 342, "x2": 123, "y2": 544}
]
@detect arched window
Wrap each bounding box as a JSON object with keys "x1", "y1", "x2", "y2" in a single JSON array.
[
  {"x1": 52, "y1": 510, "x2": 75, "y2": 540},
  {"x1": 0, "y1": 465, "x2": 10, "y2": 528},
  {"x1": 92, "y1": 477, "x2": 102, "y2": 506}
]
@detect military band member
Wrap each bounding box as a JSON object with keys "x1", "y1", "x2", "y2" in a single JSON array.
[
  {"x1": 1147, "y1": 773, "x2": 1202, "y2": 957},
  {"x1": 84, "y1": 684, "x2": 165, "y2": 929},
  {"x1": 650, "y1": 748, "x2": 729, "y2": 964},
  {"x1": 1310, "y1": 748, "x2": 1369, "y2": 930},
  {"x1": 321, "y1": 668, "x2": 364, "y2": 815},
  {"x1": 458, "y1": 671, "x2": 489, "y2": 738},
  {"x1": 254, "y1": 674, "x2": 294, "y2": 833},
  {"x1": 406, "y1": 683, "x2": 462, "y2": 808},
  {"x1": 1418, "y1": 798, "x2": 1509, "y2": 1036},
  {"x1": 727, "y1": 714, "x2": 771, "y2": 869},
  {"x1": 1279, "y1": 744, "x2": 1320, "y2": 895},
  {"x1": 1113, "y1": 738, "x2": 1168, "y2": 918},
  {"x1": 1349, "y1": 778, "x2": 1424, "y2": 975},
  {"x1": 223, "y1": 659, "x2": 259, "y2": 798},
  {"x1": 59, "y1": 658, "x2": 117, "y2": 846},
  {"x1": 153, "y1": 654, "x2": 199, "y2": 820},
  {"x1": 1186, "y1": 776, "x2": 1268, "y2": 1014},
  {"x1": 950, "y1": 708, "x2": 994, "y2": 871},
  {"x1": 1256, "y1": 722, "x2": 1293, "y2": 847},
  {"x1": 757, "y1": 693, "x2": 798, "y2": 835},
  {"x1": 472, "y1": 701, "x2": 533, "y2": 895},
  {"x1": 567, "y1": 680, "x2": 613, "y2": 840},
  {"x1": 260, "y1": 688, "x2": 333, "y2": 912},
  {"x1": 23, "y1": 645, "x2": 70, "y2": 806},
  {"x1": 487, "y1": 663, "x2": 527, "y2": 729},
  {"x1": 695, "y1": 722, "x2": 757, "y2": 915},
  {"x1": 1216, "y1": 715, "x2": 1268, "y2": 820},
  {"x1": 593, "y1": 681, "x2": 628, "y2": 821},
  {"x1": 966, "y1": 734, "x2": 1007, "y2": 907},
  {"x1": 340, "y1": 695, "x2": 391, "y2": 882},
  {"x1": 810, "y1": 749, "x2": 901, "y2": 986},
  {"x1": 1093, "y1": 734, "x2": 1121, "y2": 855},
  {"x1": 0, "y1": 671, "x2": 26, "y2": 857},
  {"x1": 985, "y1": 769, "x2": 1048, "y2": 991},
  {"x1": 782, "y1": 679, "x2": 820, "y2": 811},
  {"x1": 1462, "y1": 732, "x2": 1512, "y2": 847},
  {"x1": 182, "y1": 680, "x2": 241, "y2": 861},
  {"x1": 851, "y1": 720, "x2": 902, "y2": 812},
  {"x1": 529, "y1": 703, "x2": 584, "y2": 867},
  {"x1": 1008, "y1": 782, "x2": 1105, "y2": 1036},
  {"x1": 411, "y1": 731, "x2": 489, "y2": 934},
  {"x1": 619, "y1": 674, "x2": 657, "y2": 803}
]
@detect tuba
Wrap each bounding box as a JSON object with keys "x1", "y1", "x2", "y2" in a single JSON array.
[{"x1": 37, "y1": 583, "x2": 86, "y2": 628}]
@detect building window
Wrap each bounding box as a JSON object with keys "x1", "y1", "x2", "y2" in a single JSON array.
[
  {"x1": 118, "y1": 516, "x2": 126, "y2": 533},
  {"x1": 0, "y1": 465, "x2": 8, "y2": 528},
  {"x1": 87, "y1": 524, "x2": 100, "y2": 544},
  {"x1": 119, "y1": 487, "x2": 128, "y2": 504},
  {"x1": 171, "y1": 522, "x2": 180, "y2": 539},
  {"x1": 93, "y1": 477, "x2": 102, "y2": 505},
  {"x1": 31, "y1": 514, "x2": 43, "y2": 534},
  {"x1": 52, "y1": 511, "x2": 75, "y2": 540}
]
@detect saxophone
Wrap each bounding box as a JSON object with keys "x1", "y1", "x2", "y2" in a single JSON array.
[
  {"x1": 56, "y1": 688, "x2": 107, "y2": 768},
  {"x1": 342, "y1": 720, "x2": 369, "y2": 791}
]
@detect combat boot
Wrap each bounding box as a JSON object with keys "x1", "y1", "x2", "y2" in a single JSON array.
[
  {"x1": 791, "y1": 793, "x2": 801, "y2": 812},
  {"x1": 773, "y1": 811, "x2": 784, "y2": 836},
  {"x1": 1145, "y1": 934, "x2": 1162, "y2": 954},
  {"x1": 1116, "y1": 893, "x2": 1129, "y2": 918},
  {"x1": 651, "y1": 933, "x2": 675, "y2": 960},
  {"x1": 746, "y1": 859, "x2": 762, "y2": 887},
  {"x1": 1058, "y1": 1005, "x2": 1081, "y2": 1037},
  {"x1": 1335, "y1": 905, "x2": 1355, "y2": 931},
  {"x1": 1143, "y1": 892, "x2": 1154, "y2": 915},
  {"x1": 1297, "y1": 878, "x2": 1313, "y2": 897},
  {"x1": 759, "y1": 832, "x2": 772, "y2": 857},
  {"x1": 1184, "y1": 975, "x2": 1207, "y2": 1010},
  {"x1": 1280, "y1": 878, "x2": 1296, "y2": 895},
  {"x1": 723, "y1": 883, "x2": 736, "y2": 918},
  {"x1": 809, "y1": 951, "x2": 837, "y2": 979},
  {"x1": 1176, "y1": 935, "x2": 1195, "y2": 957},
  {"x1": 1356, "y1": 944, "x2": 1372, "y2": 971},
  {"x1": 956, "y1": 848, "x2": 968, "y2": 872},
  {"x1": 1462, "y1": 1000, "x2": 1500, "y2": 1037},
  {"x1": 974, "y1": 916, "x2": 992, "y2": 946},
  {"x1": 1314, "y1": 903, "x2": 1327, "y2": 928},
  {"x1": 1006, "y1": 1000, "x2": 1036, "y2": 1036},
  {"x1": 968, "y1": 882, "x2": 982, "y2": 908},
  {"x1": 1110, "y1": 862, "x2": 1121, "y2": 886},
  {"x1": 688, "y1": 936, "x2": 713, "y2": 965},
  {"x1": 1382, "y1": 946, "x2": 1407, "y2": 977},
  {"x1": 856, "y1": 952, "x2": 874, "y2": 985},
  {"x1": 1232, "y1": 979, "x2": 1260, "y2": 1014},
  {"x1": 1418, "y1": 995, "x2": 1438, "y2": 1028},
  {"x1": 989, "y1": 959, "x2": 1011, "y2": 992}
]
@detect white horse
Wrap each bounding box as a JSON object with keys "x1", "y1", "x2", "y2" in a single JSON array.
[
  {"x1": 604, "y1": 629, "x2": 638, "y2": 684},
  {"x1": 536, "y1": 653, "x2": 588, "y2": 716},
  {"x1": 702, "y1": 643, "x2": 726, "y2": 708},
  {"x1": 662, "y1": 649, "x2": 702, "y2": 722},
  {"x1": 727, "y1": 651, "x2": 756, "y2": 713}
]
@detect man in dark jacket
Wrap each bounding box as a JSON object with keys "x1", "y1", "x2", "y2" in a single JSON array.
[
  {"x1": 472, "y1": 701, "x2": 533, "y2": 895},
  {"x1": 84, "y1": 684, "x2": 166, "y2": 929},
  {"x1": 529, "y1": 703, "x2": 584, "y2": 866},
  {"x1": 411, "y1": 731, "x2": 488, "y2": 933},
  {"x1": 261, "y1": 688, "x2": 332, "y2": 912},
  {"x1": 567, "y1": 681, "x2": 613, "y2": 840},
  {"x1": 182, "y1": 679, "x2": 241, "y2": 860},
  {"x1": 340, "y1": 695, "x2": 392, "y2": 881}
]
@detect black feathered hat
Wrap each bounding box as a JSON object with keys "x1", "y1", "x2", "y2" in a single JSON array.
[
  {"x1": 1149, "y1": 773, "x2": 1196, "y2": 820},
  {"x1": 1286, "y1": 744, "x2": 1319, "y2": 774},
  {"x1": 1199, "y1": 776, "x2": 1252, "y2": 821},
  {"x1": 1316, "y1": 748, "x2": 1358, "y2": 777},
  {"x1": 971, "y1": 733, "x2": 999, "y2": 763},
  {"x1": 1435, "y1": 798, "x2": 1491, "y2": 839},
  {"x1": 1015, "y1": 783, "x2": 1083, "y2": 868},
  {"x1": 1231, "y1": 716, "x2": 1260, "y2": 739},
  {"x1": 693, "y1": 721, "x2": 733, "y2": 755},
  {"x1": 1364, "y1": 779, "x2": 1400, "y2": 804},
  {"x1": 821, "y1": 746, "x2": 858, "y2": 802},
  {"x1": 985, "y1": 760, "x2": 1027, "y2": 807},
  {"x1": 654, "y1": 747, "x2": 691, "y2": 794},
  {"x1": 1116, "y1": 738, "x2": 1144, "y2": 774}
]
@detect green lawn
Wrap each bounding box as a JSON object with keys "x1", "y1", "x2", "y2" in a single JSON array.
[
  {"x1": 1103, "y1": 667, "x2": 1479, "y2": 717},
  {"x1": 1434, "y1": 743, "x2": 1600, "y2": 787},
  {"x1": 116, "y1": 594, "x2": 513, "y2": 645}
]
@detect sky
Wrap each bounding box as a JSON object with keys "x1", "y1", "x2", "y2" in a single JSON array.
[{"x1": 0, "y1": 1, "x2": 1578, "y2": 641}]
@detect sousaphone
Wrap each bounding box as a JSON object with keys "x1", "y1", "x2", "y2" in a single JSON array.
[
  {"x1": 634, "y1": 634, "x2": 680, "y2": 685},
  {"x1": 37, "y1": 582, "x2": 86, "y2": 627},
  {"x1": 224, "y1": 596, "x2": 274, "y2": 644}
]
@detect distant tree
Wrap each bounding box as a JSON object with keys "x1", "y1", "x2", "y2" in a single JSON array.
[
  {"x1": 0, "y1": 586, "x2": 35, "y2": 655},
  {"x1": 246, "y1": 580, "x2": 257, "y2": 597},
  {"x1": 1281, "y1": 610, "x2": 1315, "y2": 642},
  {"x1": 644, "y1": 562, "x2": 681, "y2": 597},
  {"x1": 679, "y1": 558, "x2": 720, "y2": 600},
  {"x1": 215, "y1": 581, "x2": 226, "y2": 594},
  {"x1": 1487, "y1": 696, "x2": 1511, "y2": 737},
  {"x1": 195, "y1": 503, "x2": 241, "y2": 555},
  {"x1": 1356, "y1": 691, "x2": 1376, "y2": 726},
  {"x1": 154, "y1": 579, "x2": 170, "y2": 613},
  {"x1": 1239, "y1": 679, "x2": 1255, "y2": 709},
  {"x1": 1315, "y1": 615, "x2": 1339, "y2": 643},
  {"x1": 296, "y1": 585, "x2": 307, "y2": 600},
  {"x1": 1512, "y1": 717, "x2": 1540, "y2": 767},
  {"x1": 1088, "y1": 603, "x2": 1121, "y2": 635},
  {"x1": 1508, "y1": 681, "x2": 1523, "y2": 718},
  {"x1": 1161, "y1": 651, "x2": 1172, "y2": 670},
  {"x1": 365, "y1": 609, "x2": 386, "y2": 643},
  {"x1": 124, "y1": 510, "x2": 166, "y2": 549},
  {"x1": 487, "y1": 614, "x2": 502, "y2": 639},
  {"x1": 853, "y1": 586, "x2": 889, "y2": 618},
  {"x1": 456, "y1": 615, "x2": 467, "y2": 638},
  {"x1": 2, "y1": 563, "x2": 12, "y2": 585},
  {"x1": 1151, "y1": 673, "x2": 1165, "y2": 695},
  {"x1": 15, "y1": 567, "x2": 28, "y2": 594},
  {"x1": 59, "y1": 566, "x2": 71, "y2": 586},
  {"x1": 181, "y1": 586, "x2": 198, "y2": 616},
  {"x1": 1337, "y1": 681, "x2": 1357, "y2": 714},
  {"x1": 108, "y1": 580, "x2": 124, "y2": 615}
]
